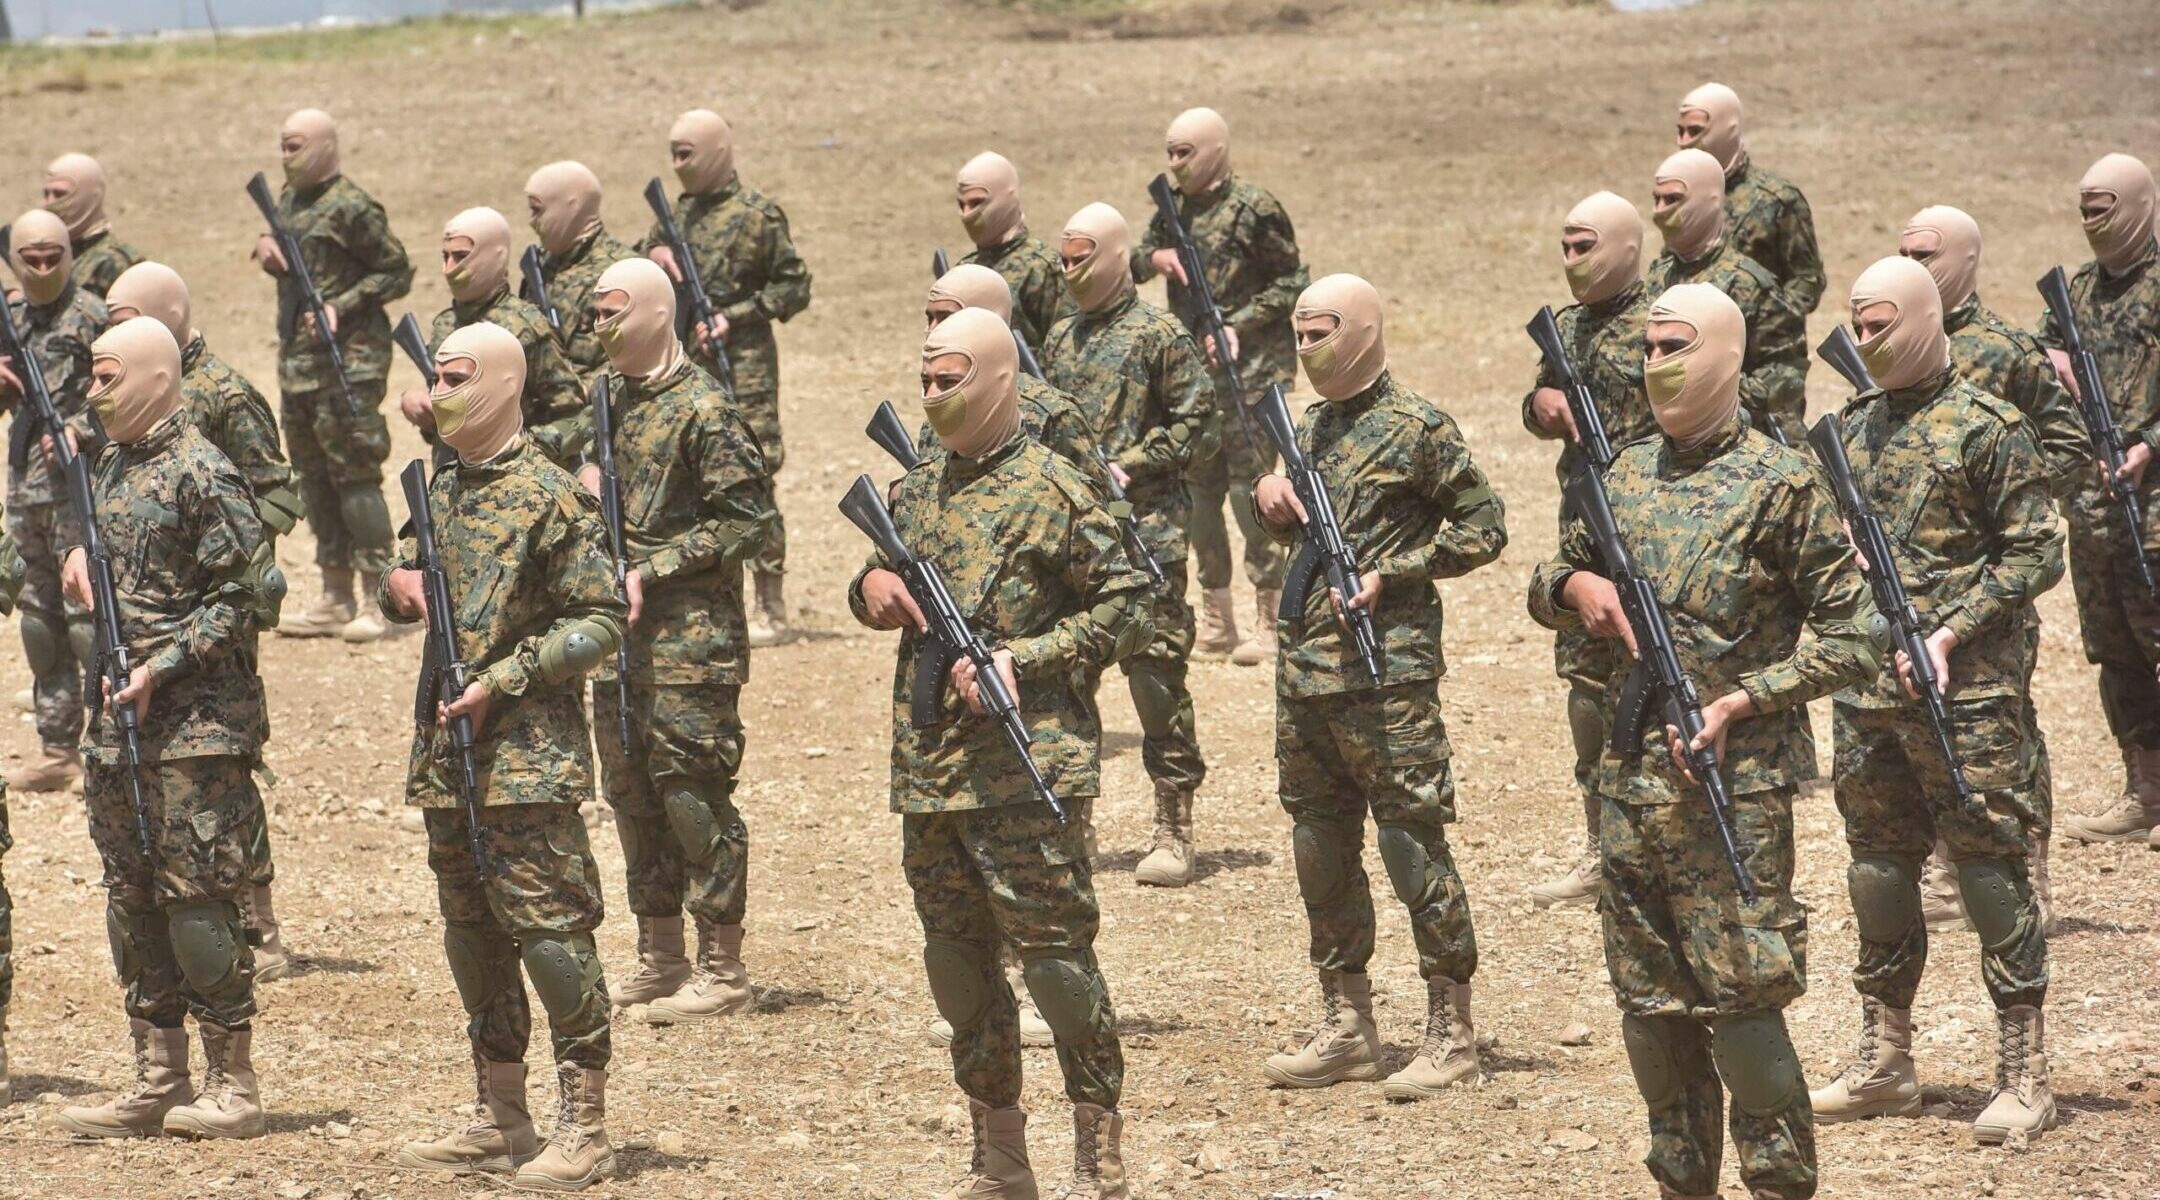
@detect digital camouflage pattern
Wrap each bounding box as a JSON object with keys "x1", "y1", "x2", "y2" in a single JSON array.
[
  {"x1": 427, "y1": 289, "x2": 589, "y2": 468},
  {"x1": 524, "y1": 226, "x2": 634, "y2": 382},
  {"x1": 1645, "y1": 237, "x2": 1810, "y2": 444},
  {"x1": 9, "y1": 501, "x2": 86, "y2": 748},
  {"x1": 1723, "y1": 158, "x2": 1826, "y2": 315},
  {"x1": 0, "y1": 507, "x2": 19, "y2": 1009},
  {"x1": 1133, "y1": 176, "x2": 1310, "y2": 394},
  {"x1": 959, "y1": 231, "x2": 1076, "y2": 353},
  {"x1": 267, "y1": 175, "x2": 413, "y2": 393},
  {"x1": 70, "y1": 229, "x2": 145, "y2": 300},
  {"x1": 1190, "y1": 417, "x2": 1285, "y2": 591},
  {"x1": 1945, "y1": 297, "x2": 2088, "y2": 497},
  {"x1": 181, "y1": 337, "x2": 299, "y2": 519},
  {"x1": 7, "y1": 281, "x2": 109, "y2": 508},
  {"x1": 594, "y1": 682, "x2": 747, "y2": 925},
  {"x1": 914, "y1": 373, "x2": 1105, "y2": 489}
]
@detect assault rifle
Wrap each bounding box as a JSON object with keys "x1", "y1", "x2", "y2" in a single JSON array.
[
  {"x1": 1090, "y1": 447, "x2": 1167, "y2": 592},
  {"x1": 1815, "y1": 324, "x2": 1875, "y2": 394},
  {"x1": 1148, "y1": 172, "x2": 1261, "y2": 457},
  {"x1": 401, "y1": 460, "x2": 489, "y2": 876},
  {"x1": 393, "y1": 313, "x2": 435, "y2": 388},
  {"x1": 589, "y1": 376, "x2": 634, "y2": 753},
  {"x1": 931, "y1": 248, "x2": 950, "y2": 279},
  {"x1": 247, "y1": 171, "x2": 362, "y2": 419},
  {"x1": 521, "y1": 245, "x2": 562, "y2": 340},
  {"x1": 642, "y1": 178, "x2": 737, "y2": 400},
  {"x1": 2038, "y1": 264, "x2": 2156, "y2": 595},
  {"x1": 1526, "y1": 305, "x2": 1616, "y2": 472},
  {"x1": 1255, "y1": 383, "x2": 1382, "y2": 687},
  {"x1": 865, "y1": 400, "x2": 921, "y2": 470}
]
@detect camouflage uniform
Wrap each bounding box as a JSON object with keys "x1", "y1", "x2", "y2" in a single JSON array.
[
  {"x1": 70, "y1": 230, "x2": 145, "y2": 300},
  {"x1": 1265, "y1": 373, "x2": 1505, "y2": 981},
  {"x1": 916, "y1": 374, "x2": 1104, "y2": 486},
  {"x1": 426, "y1": 291, "x2": 588, "y2": 468},
  {"x1": 1042, "y1": 291, "x2": 1216, "y2": 793},
  {"x1": 1722, "y1": 158, "x2": 1825, "y2": 316},
  {"x1": 960, "y1": 231, "x2": 1076, "y2": 353},
  {"x1": 1529, "y1": 420, "x2": 1882, "y2": 1200},
  {"x1": 386, "y1": 440, "x2": 626, "y2": 1070},
  {"x1": 0, "y1": 513, "x2": 22, "y2": 1010},
  {"x1": 847, "y1": 435, "x2": 1152, "y2": 1111},
  {"x1": 1647, "y1": 238, "x2": 1810, "y2": 445},
  {"x1": 1828, "y1": 369, "x2": 2061, "y2": 1013},
  {"x1": 1135, "y1": 177, "x2": 1309, "y2": 592},
  {"x1": 524, "y1": 227, "x2": 634, "y2": 383},
  {"x1": 269, "y1": 175, "x2": 413, "y2": 575}
]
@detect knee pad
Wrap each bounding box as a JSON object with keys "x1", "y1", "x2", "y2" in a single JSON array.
[
  {"x1": 1566, "y1": 687, "x2": 1606, "y2": 768},
  {"x1": 338, "y1": 485, "x2": 394, "y2": 549},
  {"x1": 662, "y1": 786, "x2": 728, "y2": 864},
  {"x1": 1956, "y1": 857, "x2": 2029, "y2": 950},
  {"x1": 19, "y1": 607, "x2": 66, "y2": 675},
  {"x1": 1128, "y1": 666, "x2": 1179, "y2": 735},
  {"x1": 1847, "y1": 856, "x2": 1920, "y2": 945},
  {"x1": 520, "y1": 932, "x2": 601, "y2": 1021},
  {"x1": 1375, "y1": 823, "x2": 1441, "y2": 910},
  {"x1": 443, "y1": 924, "x2": 510, "y2": 1013},
  {"x1": 1021, "y1": 952, "x2": 1104, "y2": 1042},
  {"x1": 922, "y1": 937, "x2": 995, "y2": 1033},
  {"x1": 1291, "y1": 818, "x2": 1353, "y2": 908},
  {"x1": 1620, "y1": 1013, "x2": 1686, "y2": 1111},
  {"x1": 65, "y1": 614, "x2": 94, "y2": 668},
  {"x1": 166, "y1": 900, "x2": 245, "y2": 996},
  {"x1": 106, "y1": 902, "x2": 158, "y2": 986},
  {"x1": 1710, "y1": 1010, "x2": 1805, "y2": 1118}
]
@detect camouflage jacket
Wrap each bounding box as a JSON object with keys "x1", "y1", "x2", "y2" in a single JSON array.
[
  {"x1": 1723, "y1": 157, "x2": 1825, "y2": 315},
  {"x1": 1262, "y1": 373, "x2": 1507, "y2": 698},
  {"x1": 1831, "y1": 369, "x2": 2063, "y2": 710},
  {"x1": 2037, "y1": 241, "x2": 2160, "y2": 530},
  {"x1": 269, "y1": 175, "x2": 414, "y2": 393},
  {"x1": 1521, "y1": 280, "x2": 1657, "y2": 497},
  {"x1": 524, "y1": 226, "x2": 633, "y2": 383},
  {"x1": 1646, "y1": 236, "x2": 1809, "y2": 427},
  {"x1": 639, "y1": 177, "x2": 811, "y2": 397},
  {"x1": 605, "y1": 359, "x2": 774, "y2": 686},
  {"x1": 1041, "y1": 291, "x2": 1216, "y2": 561},
  {"x1": 387, "y1": 440, "x2": 626, "y2": 809},
  {"x1": 1133, "y1": 176, "x2": 1310, "y2": 395},
  {"x1": 70, "y1": 230, "x2": 145, "y2": 299},
  {"x1": 6, "y1": 282, "x2": 108, "y2": 509},
  {"x1": 960, "y1": 230, "x2": 1076, "y2": 352},
  {"x1": 428, "y1": 288, "x2": 588, "y2": 467},
  {"x1": 0, "y1": 503, "x2": 20, "y2": 612},
  {"x1": 1529, "y1": 420, "x2": 1882, "y2": 799},
  {"x1": 74, "y1": 417, "x2": 266, "y2": 765},
  {"x1": 181, "y1": 336, "x2": 301, "y2": 530},
  {"x1": 847, "y1": 435, "x2": 1153, "y2": 813},
  {"x1": 1946, "y1": 296, "x2": 2087, "y2": 499},
  {"x1": 916, "y1": 375, "x2": 1107, "y2": 490}
]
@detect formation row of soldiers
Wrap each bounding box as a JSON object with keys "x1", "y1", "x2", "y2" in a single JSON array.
[{"x1": 0, "y1": 79, "x2": 2154, "y2": 1200}]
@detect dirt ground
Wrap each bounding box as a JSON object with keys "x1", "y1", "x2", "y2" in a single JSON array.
[{"x1": 1, "y1": 0, "x2": 2158, "y2": 1196}]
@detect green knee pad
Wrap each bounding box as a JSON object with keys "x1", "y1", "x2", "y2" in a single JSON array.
[
  {"x1": 1847, "y1": 856, "x2": 1920, "y2": 945},
  {"x1": 1128, "y1": 666, "x2": 1180, "y2": 736},
  {"x1": 1710, "y1": 1010, "x2": 1805, "y2": 1118},
  {"x1": 65, "y1": 614, "x2": 94, "y2": 667},
  {"x1": 106, "y1": 902, "x2": 160, "y2": 985},
  {"x1": 167, "y1": 900, "x2": 245, "y2": 996},
  {"x1": 1956, "y1": 857, "x2": 2029, "y2": 950},
  {"x1": 338, "y1": 485, "x2": 394, "y2": 549},
  {"x1": 1021, "y1": 952, "x2": 1104, "y2": 1042},
  {"x1": 443, "y1": 924, "x2": 513, "y2": 1014},
  {"x1": 922, "y1": 937, "x2": 995, "y2": 1033},
  {"x1": 1566, "y1": 687, "x2": 1606, "y2": 770},
  {"x1": 519, "y1": 932, "x2": 602, "y2": 1021},
  {"x1": 1291, "y1": 818, "x2": 1354, "y2": 908},
  {"x1": 662, "y1": 785, "x2": 730, "y2": 864},
  {"x1": 1375, "y1": 823, "x2": 1441, "y2": 910},
  {"x1": 1620, "y1": 1013, "x2": 1687, "y2": 1110},
  {"x1": 18, "y1": 607, "x2": 66, "y2": 675}
]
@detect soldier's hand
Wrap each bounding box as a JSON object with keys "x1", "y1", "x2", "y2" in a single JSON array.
[
  {"x1": 254, "y1": 234, "x2": 288, "y2": 276},
  {"x1": 2045, "y1": 348, "x2": 2079, "y2": 399},
  {"x1": 108, "y1": 663, "x2": 155, "y2": 725},
  {"x1": 694, "y1": 314, "x2": 729, "y2": 350},
  {"x1": 1331, "y1": 571, "x2": 1382, "y2": 629},
  {"x1": 625, "y1": 568, "x2": 645, "y2": 628},
  {"x1": 861, "y1": 568, "x2": 927, "y2": 633},
  {"x1": 1149, "y1": 248, "x2": 1186, "y2": 287},
  {"x1": 1896, "y1": 626, "x2": 1959, "y2": 700},
  {"x1": 385, "y1": 567, "x2": 426, "y2": 621},
  {"x1": 953, "y1": 648, "x2": 1020, "y2": 717},
  {"x1": 1561, "y1": 571, "x2": 1637, "y2": 657},
  {"x1": 1253, "y1": 473, "x2": 1306, "y2": 531},
  {"x1": 1838, "y1": 521, "x2": 1872, "y2": 573},
  {"x1": 1105, "y1": 458, "x2": 1132, "y2": 491},
  {"x1": 300, "y1": 303, "x2": 338, "y2": 338},
  {"x1": 576, "y1": 463, "x2": 603, "y2": 496},
  {"x1": 0, "y1": 356, "x2": 20, "y2": 398},
  {"x1": 61, "y1": 547, "x2": 91, "y2": 609},
  {"x1": 400, "y1": 387, "x2": 436, "y2": 430},
  {"x1": 1205, "y1": 327, "x2": 1240, "y2": 370},
  {"x1": 648, "y1": 245, "x2": 682, "y2": 283},
  {"x1": 38, "y1": 427, "x2": 79, "y2": 467},
  {"x1": 1531, "y1": 387, "x2": 1577, "y2": 441},
  {"x1": 2115, "y1": 441, "x2": 2151, "y2": 489},
  {"x1": 1665, "y1": 689, "x2": 1754, "y2": 781},
  {"x1": 441, "y1": 678, "x2": 493, "y2": 738}
]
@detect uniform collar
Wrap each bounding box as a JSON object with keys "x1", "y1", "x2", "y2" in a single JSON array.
[
  {"x1": 1943, "y1": 294, "x2": 1982, "y2": 335},
  {"x1": 182, "y1": 333, "x2": 209, "y2": 374},
  {"x1": 1584, "y1": 278, "x2": 1646, "y2": 319},
  {"x1": 1664, "y1": 414, "x2": 1746, "y2": 469},
  {"x1": 1883, "y1": 365, "x2": 1958, "y2": 415},
  {"x1": 2100, "y1": 238, "x2": 2158, "y2": 283},
  {"x1": 942, "y1": 430, "x2": 1027, "y2": 483},
  {"x1": 454, "y1": 435, "x2": 529, "y2": 479},
  {"x1": 452, "y1": 287, "x2": 512, "y2": 324},
  {"x1": 1080, "y1": 289, "x2": 1139, "y2": 325},
  {"x1": 121, "y1": 412, "x2": 186, "y2": 458},
  {"x1": 687, "y1": 175, "x2": 743, "y2": 205}
]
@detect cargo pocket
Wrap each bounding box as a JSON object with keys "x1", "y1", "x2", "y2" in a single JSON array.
[
  {"x1": 1716, "y1": 893, "x2": 1808, "y2": 1014},
  {"x1": 1377, "y1": 685, "x2": 1455, "y2": 824}
]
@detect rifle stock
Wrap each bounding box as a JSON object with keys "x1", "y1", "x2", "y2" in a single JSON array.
[
  {"x1": 865, "y1": 401, "x2": 922, "y2": 470},
  {"x1": 248, "y1": 171, "x2": 362, "y2": 420},
  {"x1": 1526, "y1": 304, "x2": 1615, "y2": 473},
  {"x1": 2039, "y1": 264, "x2": 2156, "y2": 595},
  {"x1": 401, "y1": 459, "x2": 489, "y2": 876}
]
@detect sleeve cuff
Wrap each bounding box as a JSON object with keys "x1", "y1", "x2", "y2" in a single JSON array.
[
  {"x1": 478, "y1": 657, "x2": 533, "y2": 700},
  {"x1": 1736, "y1": 669, "x2": 1788, "y2": 716},
  {"x1": 145, "y1": 646, "x2": 188, "y2": 686}
]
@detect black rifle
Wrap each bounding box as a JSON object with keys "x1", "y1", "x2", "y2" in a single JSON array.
[
  {"x1": 1090, "y1": 447, "x2": 1168, "y2": 592},
  {"x1": 1254, "y1": 383, "x2": 1381, "y2": 686},
  {"x1": 521, "y1": 245, "x2": 561, "y2": 340},
  {"x1": 247, "y1": 171, "x2": 362, "y2": 420},
  {"x1": 1011, "y1": 326, "x2": 1045, "y2": 381},
  {"x1": 2038, "y1": 264, "x2": 2156, "y2": 595},
  {"x1": 1568, "y1": 465, "x2": 1756, "y2": 900},
  {"x1": 589, "y1": 376, "x2": 634, "y2": 753},
  {"x1": 642, "y1": 178, "x2": 736, "y2": 400},
  {"x1": 931, "y1": 248, "x2": 950, "y2": 279},
  {"x1": 865, "y1": 400, "x2": 921, "y2": 470},
  {"x1": 393, "y1": 313, "x2": 435, "y2": 388},
  {"x1": 400, "y1": 460, "x2": 489, "y2": 876},
  {"x1": 1526, "y1": 304, "x2": 1617, "y2": 472},
  {"x1": 1148, "y1": 172, "x2": 1262, "y2": 458},
  {"x1": 1816, "y1": 324, "x2": 1875, "y2": 394},
  {"x1": 838, "y1": 473, "x2": 1064, "y2": 822}
]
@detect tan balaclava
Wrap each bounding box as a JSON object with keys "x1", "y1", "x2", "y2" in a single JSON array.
[
  {"x1": 1563, "y1": 191, "x2": 1644, "y2": 306},
  {"x1": 1062, "y1": 203, "x2": 1134, "y2": 313},
  {"x1": 443, "y1": 207, "x2": 512, "y2": 304},
  {"x1": 927, "y1": 263, "x2": 1014, "y2": 327},
  {"x1": 1295, "y1": 274, "x2": 1388, "y2": 402},
  {"x1": 432, "y1": 322, "x2": 527, "y2": 463},
  {"x1": 1166, "y1": 107, "x2": 1232, "y2": 196},
  {"x1": 43, "y1": 153, "x2": 110, "y2": 241},
  {"x1": 1644, "y1": 283, "x2": 1744, "y2": 448},
  {"x1": 525, "y1": 161, "x2": 604, "y2": 257},
  {"x1": 1677, "y1": 82, "x2": 1744, "y2": 173},
  {"x1": 1850, "y1": 255, "x2": 1951, "y2": 392},
  {"x1": 106, "y1": 262, "x2": 193, "y2": 349},
  {"x1": 670, "y1": 109, "x2": 735, "y2": 196},
  {"x1": 8, "y1": 209, "x2": 73, "y2": 306},
  {"x1": 1899, "y1": 205, "x2": 1982, "y2": 312},
  {"x1": 281, "y1": 108, "x2": 340, "y2": 189},
  {"x1": 956, "y1": 151, "x2": 1025, "y2": 250},
  {"x1": 593, "y1": 257, "x2": 685, "y2": 383},
  {"x1": 1653, "y1": 148, "x2": 1728, "y2": 261},
  {"x1": 2080, "y1": 152, "x2": 2158, "y2": 276},
  {"x1": 922, "y1": 307, "x2": 1021, "y2": 459},
  {"x1": 88, "y1": 317, "x2": 183, "y2": 445}
]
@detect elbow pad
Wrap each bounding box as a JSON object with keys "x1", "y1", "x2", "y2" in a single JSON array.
[{"x1": 538, "y1": 618, "x2": 617, "y2": 684}]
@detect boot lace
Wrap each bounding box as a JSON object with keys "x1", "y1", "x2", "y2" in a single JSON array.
[
  {"x1": 1838, "y1": 1003, "x2": 1882, "y2": 1085},
  {"x1": 119, "y1": 1038, "x2": 155, "y2": 1102},
  {"x1": 1420, "y1": 987, "x2": 1456, "y2": 1058},
  {"x1": 961, "y1": 1106, "x2": 989, "y2": 1180},
  {"x1": 544, "y1": 1067, "x2": 585, "y2": 1153},
  {"x1": 1995, "y1": 1014, "x2": 2029, "y2": 1094},
  {"x1": 1072, "y1": 1112, "x2": 1101, "y2": 1182}
]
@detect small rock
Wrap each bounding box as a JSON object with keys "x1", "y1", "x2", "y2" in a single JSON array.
[
  {"x1": 1543, "y1": 1127, "x2": 1599, "y2": 1152},
  {"x1": 1492, "y1": 1094, "x2": 1519, "y2": 1110},
  {"x1": 1193, "y1": 1143, "x2": 1231, "y2": 1173},
  {"x1": 327, "y1": 1121, "x2": 352, "y2": 1139},
  {"x1": 277, "y1": 1185, "x2": 314, "y2": 1200},
  {"x1": 620, "y1": 1136, "x2": 653, "y2": 1151},
  {"x1": 803, "y1": 747, "x2": 830, "y2": 759},
  {"x1": 656, "y1": 1131, "x2": 686, "y2": 1156},
  {"x1": 1557, "y1": 1022, "x2": 1593, "y2": 1046}
]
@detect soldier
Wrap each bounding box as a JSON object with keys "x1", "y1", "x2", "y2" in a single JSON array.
[
  {"x1": 398, "y1": 207, "x2": 587, "y2": 469},
  {"x1": 2037, "y1": 152, "x2": 2160, "y2": 848},
  {"x1": 578, "y1": 259, "x2": 775, "y2": 1026},
  {"x1": 851, "y1": 307, "x2": 1150, "y2": 1198},
  {"x1": 1042, "y1": 202, "x2": 1216, "y2": 888},
  {"x1": 1673, "y1": 83, "x2": 1825, "y2": 315},
  {"x1": 953, "y1": 151, "x2": 1075, "y2": 350},
  {"x1": 106, "y1": 262, "x2": 303, "y2": 980},
  {"x1": 1133, "y1": 107, "x2": 1309, "y2": 669},
  {"x1": 1521, "y1": 191, "x2": 1656, "y2": 912},
  {"x1": 524, "y1": 162, "x2": 633, "y2": 384},
  {"x1": 1251, "y1": 274, "x2": 1506, "y2": 1100},
  {"x1": 384, "y1": 322, "x2": 626, "y2": 1191},
  {"x1": 52, "y1": 317, "x2": 272, "y2": 1141},
  {"x1": 41, "y1": 153, "x2": 144, "y2": 298},
  {"x1": 1527, "y1": 284, "x2": 1882, "y2": 1200},
  {"x1": 0, "y1": 512, "x2": 23, "y2": 1101},
  {"x1": 1646, "y1": 148, "x2": 1809, "y2": 445},
  {"x1": 1805, "y1": 257, "x2": 2064, "y2": 1144},
  {"x1": 1, "y1": 208, "x2": 107, "y2": 794},
  {"x1": 642, "y1": 108, "x2": 811, "y2": 647}
]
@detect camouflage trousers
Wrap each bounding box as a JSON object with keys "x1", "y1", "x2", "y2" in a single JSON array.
[
  {"x1": 7, "y1": 500, "x2": 88, "y2": 749},
  {"x1": 1187, "y1": 395, "x2": 1285, "y2": 592},
  {"x1": 1833, "y1": 699, "x2": 2048, "y2": 1011},
  {"x1": 0, "y1": 801, "x2": 11, "y2": 1008},
  {"x1": 425, "y1": 805, "x2": 611, "y2": 1070},
  {"x1": 242, "y1": 774, "x2": 277, "y2": 888},
  {"x1": 902, "y1": 804, "x2": 1122, "y2": 1110},
  {"x1": 1601, "y1": 785, "x2": 1813, "y2": 1200},
  {"x1": 2064, "y1": 492, "x2": 2160, "y2": 748},
  {"x1": 85, "y1": 756, "x2": 258, "y2": 1028},
  {"x1": 594, "y1": 680, "x2": 747, "y2": 926},
  {"x1": 1277, "y1": 679, "x2": 1477, "y2": 982},
  {"x1": 280, "y1": 382, "x2": 394, "y2": 574},
  {"x1": 1118, "y1": 558, "x2": 1204, "y2": 793}
]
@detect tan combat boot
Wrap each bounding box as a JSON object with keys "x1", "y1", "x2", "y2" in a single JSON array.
[
  {"x1": 746, "y1": 570, "x2": 790, "y2": 648},
  {"x1": 1230, "y1": 588, "x2": 1279, "y2": 668},
  {"x1": 249, "y1": 883, "x2": 294, "y2": 983},
  {"x1": 1054, "y1": 1103, "x2": 1127, "y2": 1200},
  {"x1": 942, "y1": 1101, "x2": 1037, "y2": 1200},
  {"x1": 611, "y1": 914, "x2": 692, "y2": 1007},
  {"x1": 56, "y1": 1020, "x2": 193, "y2": 1138},
  {"x1": 1384, "y1": 976, "x2": 1482, "y2": 1099},
  {"x1": 644, "y1": 919, "x2": 752, "y2": 1024},
  {"x1": 1809, "y1": 996, "x2": 1920, "y2": 1121},
  {"x1": 1974, "y1": 1005, "x2": 2056, "y2": 1144},
  {"x1": 7, "y1": 743, "x2": 81, "y2": 793},
  {"x1": 2060, "y1": 744, "x2": 2160, "y2": 842},
  {"x1": 511, "y1": 1065, "x2": 615, "y2": 1191},
  {"x1": 1528, "y1": 830, "x2": 1601, "y2": 910},
  {"x1": 1263, "y1": 969, "x2": 1381, "y2": 1088},
  {"x1": 1194, "y1": 587, "x2": 1238, "y2": 660},
  {"x1": 279, "y1": 566, "x2": 355, "y2": 638},
  {"x1": 339, "y1": 571, "x2": 391, "y2": 643},
  {"x1": 163, "y1": 1021, "x2": 264, "y2": 1139},
  {"x1": 933, "y1": 961, "x2": 1056, "y2": 1049},
  {"x1": 1133, "y1": 781, "x2": 1194, "y2": 888},
  {"x1": 397, "y1": 1056, "x2": 538, "y2": 1175},
  {"x1": 1920, "y1": 844, "x2": 1972, "y2": 933}
]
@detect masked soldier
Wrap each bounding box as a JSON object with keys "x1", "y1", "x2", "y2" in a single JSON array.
[
  {"x1": 1673, "y1": 83, "x2": 1825, "y2": 316},
  {"x1": 253, "y1": 108, "x2": 414, "y2": 644},
  {"x1": 384, "y1": 321, "x2": 626, "y2": 1191},
  {"x1": 1252, "y1": 274, "x2": 1506, "y2": 1101},
  {"x1": 954, "y1": 151, "x2": 1076, "y2": 351},
  {"x1": 1528, "y1": 284, "x2": 1882, "y2": 1200},
  {"x1": 52, "y1": 317, "x2": 271, "y2": 1142},
  {"x1": 524, "y1": 162, "x2": 633, "y2": 384},
  {"x1": 852, "y1": 307, "x2": 1151, "y2": 1198},
  {"x1": 41, "y1": 153, "x2": 144, "y2": 299}
]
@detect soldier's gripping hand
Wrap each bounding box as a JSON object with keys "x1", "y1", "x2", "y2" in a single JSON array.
[
  {"x1": 1530, "y1": 387, "x2": 1578, "y2": 441},
  {"x1": 861, "y1": 568, "x2": 927, "y2": 633},
  {"x1": 1149, "y1": 248, "x2": 1186, "y2": 287},
  {"x1": 1330, "y1": 572, "x2": 1382, "y2": 627},
  {"x1": 953, "y1": 649, "x2": 1019, "y2": 717},
  {"x1": 2112, "y1": 441, "x2": 2152, "y2": 489},
  {"x1": 385, "y1": 567, "x2": 427, "y2": 622},
  {"x1": 1665, "y1": 690, "x2": 1756, "y2": 781},
  {"x1": 2045, "y1": 348, "x2": 2078, "y2": 399},
  {"x1": 61, "y1": 546, "x2": 91, "y2": 609},
  {"x1": 647, "y1": 245, "x2": 681, "y2": 283},
  {"x1": 625, "y1": 568, "x2": 645, "y2": 628},
  {"x1": 1253, "y1": 473, "x2": 1307, "y2": 533},
  {"x1": 108, "y1": 664, "x2": 155, "y2": 725},
  {"x1": 441, "y1": 679, "x2": 494, "y2": 738},
  {"x1": 400, "y1": 387, "x2": 436, "y2": 431},
  {"x1": 300, "y1": 303, "x2": 339, "y2": 338},
  {"x1": 1895, "y1": 626, "x2": 1958, "y2": 701},
  {"x1": 0, "y1": 354, "x2": 20, "y2": 399},
  {"x1": 1560, "y1": 570, "x2": 1637, "y2": 657},
  {"x1": 254, "y1": 234, "x2": 289, "y2": 276}
]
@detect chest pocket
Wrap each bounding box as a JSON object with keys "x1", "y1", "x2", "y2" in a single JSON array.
[
  {"x1": 122, "y1": 504, "x2": 188, "y2": 601},
  {"x1": 456, "y1": 558, "x2": 510, "y2": 634},
  {"x1": 624, "y1": 459, "x2": 672, "y2": 530},
  {"x1": 1888, "y1": 454, "x2": 1974, "y2": 589},
  {"x1": 1624, "y1": 475, "x2": 1763, "y2": 675}
]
